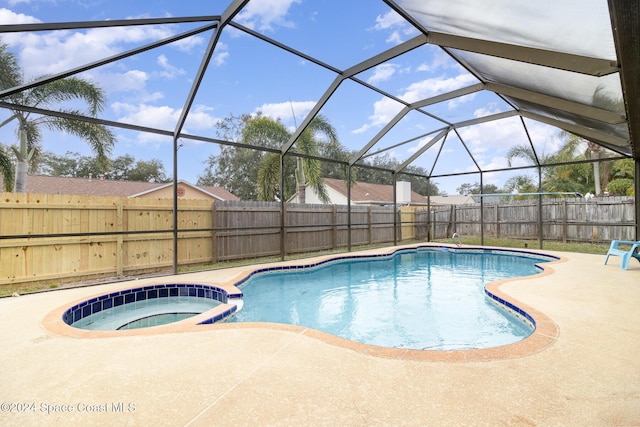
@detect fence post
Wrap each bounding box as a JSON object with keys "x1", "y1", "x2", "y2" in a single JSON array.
[
  {"x1": 116, "y1": 198, "x2": 124, "y2": 277},
  {"x1": 495, "y1": 204, "x2": 499, "y2": 238}
]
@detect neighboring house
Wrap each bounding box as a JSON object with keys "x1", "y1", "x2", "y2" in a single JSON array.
[
  {"x1": 289, "y1": 178, "x2": 428, "y2": 206},
  {"x1": 289, "y1": 178, "x2": 479, "y2": 206},
  {"x1": 0, "y1": 175, "x2": 240, "y2": 201}
]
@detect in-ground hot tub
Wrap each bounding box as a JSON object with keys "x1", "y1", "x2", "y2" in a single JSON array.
[{"x1": 63, "y1": 283, "x2": 242, "y2": 330}]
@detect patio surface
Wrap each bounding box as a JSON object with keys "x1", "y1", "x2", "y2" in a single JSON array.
[{"x1": 0, "y1": 245, "x2": 638, "y2": 426}]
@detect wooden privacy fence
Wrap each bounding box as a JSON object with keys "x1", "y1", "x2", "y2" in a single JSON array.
[
  {"x1": 0, "y1": 192, "x2": 213, "y2": 286},
  {"x1": 415, "y1": 197, "x2": 637, "y2": 242},
  {"x1": 211, "y1": 201, "x2": 397, "y2": 262},
  {"x1": 1, "y1": 194, "x2": 636, "y2": 288}
]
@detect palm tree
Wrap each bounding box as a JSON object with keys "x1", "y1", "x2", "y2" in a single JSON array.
[
  {"x1": 248, "y1": 115, "x2": 339, "y2": 203},
  {"x1": 0, "y1": 42, "x2": 115, "y2": 192}
]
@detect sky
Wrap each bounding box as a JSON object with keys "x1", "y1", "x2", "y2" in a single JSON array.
[{"x1": 0, "y1": 0, "x2": 569, "y2": 195}]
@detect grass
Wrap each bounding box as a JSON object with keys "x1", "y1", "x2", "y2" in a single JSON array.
[
  {"x1": 2, "y1": 238, "x2": 611, "y2": 297},
  {"x1": 432, "y1": 236, "x2": 611, "y2": 255}
]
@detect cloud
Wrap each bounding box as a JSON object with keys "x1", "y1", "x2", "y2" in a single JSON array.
[
  {"x1": 172, "y1": 35, "x2": 205, "y2": 52},
  {"x1": 156, "y1": 54, "x2": 186, "y2": 79},
  {"x1": 0, "y1": 7, "x2": 39, "y2": 25},
  {"x1": 235, "y1": 0, "x2": 302, "y2": 31},
  {"x1": 367, "y1": 64, "x2": 398, "y2": 84},
  {"x1": 373, "y1": 9, "x2": 405, "y2": 31},
  {"x1": 255, "y1": 100, "x2": 316, "y2": 124},
  {"x1": 212, "y1": 42, "x2": 229, "y2": 66},
  {"x1": 112, "y1": 103, "x2": 220, "y2": 142},
  {"x1": 352, "y1": 97, "x2": 404, "y2": 135},
  {"x1": 353, "y1": 72, "x2": 478, "y2": 134},
  {"x1": 92, "y1": 69, "x2": 149, "y2": 93},
  {"x1": 372, "y1": 9, "x2": 418, "y2": 44}
]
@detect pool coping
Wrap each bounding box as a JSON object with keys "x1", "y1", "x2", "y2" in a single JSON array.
[{"x1": 42, "y1": 243, "x2": 564, "y2": 362}]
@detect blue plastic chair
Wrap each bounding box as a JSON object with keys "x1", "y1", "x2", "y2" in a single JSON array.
[{"x1": 604, "y1": 240, "x2": 640, "y2": 270}]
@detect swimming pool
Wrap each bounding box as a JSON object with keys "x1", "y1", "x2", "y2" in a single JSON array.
[{"x1": 229, "y1": 248, "x2": 557, "y2": 350}]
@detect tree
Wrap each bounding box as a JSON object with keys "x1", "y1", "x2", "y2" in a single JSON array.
[
  {"x1": 38, "y1": 151, "x2": 168, "y2": 182},
  {"x1": 0, "y1": 42, "x2": 115, "y2": 192},
  {"x1": 110, "y1": 155, "x2": 168, "y2": 182},
  {"x1": 199, "y1": 113, "x2": 346, "y2": 202},
  {"x1": 38, "y1": 151, "x2": 102, "y2": 177},
  {"x1": 607, "y1": 158, "x2": 635, "y2": 196},
  {"x1": 197, "y1": 113, "x2": 269, "y2": 200},
  {"x1": 456, "y1": 182, "x2": 500, "y2": 195}
]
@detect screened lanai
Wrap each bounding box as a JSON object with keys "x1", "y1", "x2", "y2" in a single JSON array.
[{"x1": 0, "y1": 0, "x2": 638, "y2": 277}]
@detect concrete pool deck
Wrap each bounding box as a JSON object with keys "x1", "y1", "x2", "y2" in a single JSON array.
[{"x1": 0, "y1": 244, "x2": 638, "y2": 426}]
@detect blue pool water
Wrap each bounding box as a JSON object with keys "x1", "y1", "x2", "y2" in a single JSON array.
[
  {"x1": 230, "y1": 248, "x2": 554, "y2": 350},
  {"x1": 72, "y1": 296, "x2": 222, "y2": 330}
]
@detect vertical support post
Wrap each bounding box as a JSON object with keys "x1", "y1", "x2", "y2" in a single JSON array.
[
  {"x1": 279, "y1": 153, "x2": 285, "y2": 261},
  {"x1": 495, "y1": 204, "x2": 499, "y2": 238},
  {"x1": 453, "y1": 204, "x2": 457, "y2": 237},
  {"x1": 331, "y1": 204, "x2": 337, "y2": 250},
  {"x1": 368, "y1": 205, "x2": 373, "y2": 245},
  {"x1": 116, "y1": 198, "x2": 123, "y2": 277},
  {"x1": 479, "y1": 172, "x2": 484, "y2": 246},
  {"x1": 393, "y1": 173, "x2": 397, "y2": 245},
  {"x1": 538, "y1": 166, "x2": 543, "y2": 249},
  {"x1": 172, "y1": 136, "x2": 179, "y2": 274},
  {"x1": 347, "y1": 166, "x2": 352, "y2": 251},
  {"x1": 635, "y1": 158, "x2": 640, "y2": 241},
  {"x1": 426, "y1": 181, "x2": 432, "y2": 242},
  {"x1": 562, "y1": 199, "x2": 568, "y2": 244},
  {"x1": 211, "y1": 201, "x2": 218, "y2": 264}
]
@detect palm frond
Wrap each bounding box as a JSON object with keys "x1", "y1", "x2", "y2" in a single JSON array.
[
  {"x1": 0, "y1": 43, "x2": 22, "y2": 92},
  {"x1": 256, "y1": 153, "x2": 281, "y2": 201},
  {"x1": 42, "y1": 115, "x2": 115, "y2": 170},
  {"x1": 26, "y1": 77, "x2": 107, "y2": 116},
  {"x1": 242, "y1": 117, "x2": 290, "y2": 149},
  {"x1": 0, "y1": 145, "x2": 15, "y2": 191}
]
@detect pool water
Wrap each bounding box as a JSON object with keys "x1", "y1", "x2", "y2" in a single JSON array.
[
  {"x1": 72, "y1": 296, "x2": 222, "y2": 330},
  {"x1": 230, "y1": 249, "x2": 552, "y2": 350}
]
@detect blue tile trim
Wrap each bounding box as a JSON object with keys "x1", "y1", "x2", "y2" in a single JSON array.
[
  {"x1": 484, "y1": 289, "x2": 536, "y2": 329},
  {"x1": 233, "y1": 245, "x2": 557, "y2": 290},
  {"x1": 63, "y1": 283, "x2": 236, "y2": 327}
]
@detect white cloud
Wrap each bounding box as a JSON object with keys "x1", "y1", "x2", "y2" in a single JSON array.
[
  {"x1": 372, "y1": 9, "x2": 418, "y2": 44},
  {"x1": 416, "y1": 49, "x2": 456, "y2": 73},
  {"x1": 212, "y1": 42, "x2": 230, "y2": 66},
  {"x1": 156, "y1": 54, "x2": 186, "y2": 79},
  {"x1": 373, "y1": 10, "x2": 405, "y2": 31},
  {"x1": 255, "y1": 100, "x2": 316, "y2": 124},
  {"x1": 113, "y1": 103, "x2": 220, "y2": 143},
  {"x1": 92, "y1": 69, "x2": 149, "y2": 93},
  {"x1": 353, "y1": 73, "x2": 478, "y2": 134},
  {"x1": 235, "y1": 0, "x2": 302, "y2": 31},
  {"x1": 0, "y1": 7, "x2": 39, "y2": 25},
  {"x1": 172, "y1": 35, "x2": 205, "y2": 52},
  {"x1": 367, "y1": 64, "x2": 397, "y2": 84},
  {"x1": 352, "y1": 97, "x2": 404, "y2": 135},
  {"x1": 402, "y1": 73, "x2": 478, "y2": 103}
]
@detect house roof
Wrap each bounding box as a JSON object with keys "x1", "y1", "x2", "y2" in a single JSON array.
[
  {"x1": 323, "y1": 178, "x2": 427, "y2": 205},
  {"x1": 0, "y1": 175, "x2": 239, "y2": 201}
]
